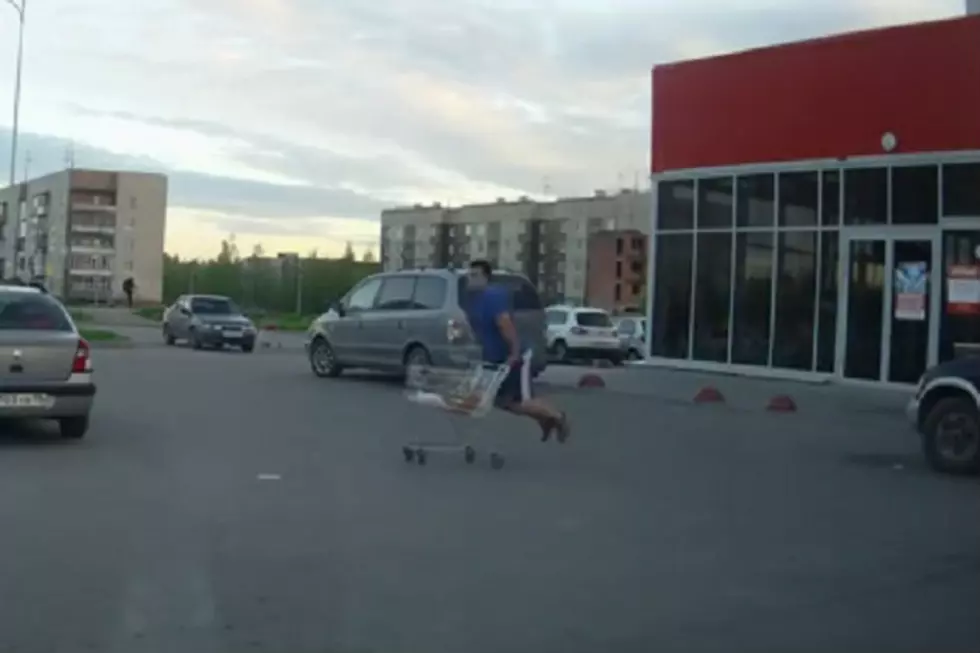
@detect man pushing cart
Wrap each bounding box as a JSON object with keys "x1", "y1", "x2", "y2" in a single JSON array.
[
  {"x1": 463, "y1": 259, "x2": 570, "y2": 442},
  {"x1": 403, "y1": 260, "x2": 570, "y2": 469}
]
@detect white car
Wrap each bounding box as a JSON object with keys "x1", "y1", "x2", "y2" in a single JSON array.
[{"x1": 545, "y1": 305, "x2": 624, "y2": 364}]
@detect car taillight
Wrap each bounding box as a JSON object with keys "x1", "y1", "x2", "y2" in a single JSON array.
[
  {"x1": 570, "y1": 326, "x2": 588, "y2": 335},
  {"x1": 447, "y1": 318, "x2": 469, "y2": 343},
  {"x1": 72, "y1": 338, "x2": 92, "y2": 373}
]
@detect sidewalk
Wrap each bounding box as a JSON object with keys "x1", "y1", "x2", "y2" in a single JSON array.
[{"x1": 538, "y1": 362, "x2": 912, "y2": 418}]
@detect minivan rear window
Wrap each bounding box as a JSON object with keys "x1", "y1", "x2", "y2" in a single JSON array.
[
  {"x1": 575, "y1": 311, "x2": 612, "y2": 327},
  {"x1": 457, "y1": 274, "x2": 542, "y2": 310},
  {"x1": 0, "y1": 293, "x2": 72, "y2": 331}
]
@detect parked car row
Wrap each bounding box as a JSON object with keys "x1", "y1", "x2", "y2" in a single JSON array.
[{"x1": 545, "y1": 305, "x2": 647, "y2": 365}]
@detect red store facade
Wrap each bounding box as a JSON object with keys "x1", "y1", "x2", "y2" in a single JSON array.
[{"x1": 645, "y1": 14, "x2": 980, "y2": 385}]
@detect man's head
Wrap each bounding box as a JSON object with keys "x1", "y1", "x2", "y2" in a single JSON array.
[{"x1": 467, "y1": 259, "x2": 493, "y2": 290}]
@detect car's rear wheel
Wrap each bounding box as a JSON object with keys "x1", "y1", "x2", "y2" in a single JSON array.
[
  {"x1": 627, "y1": 348, "x2": 643, "y2": 361},
  {"x1": 310, "y1": 338, "x2": 342, "y2": 378},
  {"x1": 59, "y1": 416, "x2": 89, "y2": 439},
  {"x1": 923, "y1": 396, "x2": 980, "y2": 475},
  {"x1": 242, "y1": 343, "x2": 254, "y2": 353}
]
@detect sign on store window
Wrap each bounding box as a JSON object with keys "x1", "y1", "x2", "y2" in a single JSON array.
[
  {"x1": 947, "y1": 265, "x2": 980, "y2": 315},
  {"x1": 895, "y1": 262, "x2": 927, "y2": 321}
]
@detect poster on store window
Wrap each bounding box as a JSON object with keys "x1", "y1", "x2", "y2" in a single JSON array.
[
  {"x1": 947, "y1": 265, "x2": 980, "y2": 315},
  {"x1": 894, "y1": 262, "x2": 927, "y2": 321}
]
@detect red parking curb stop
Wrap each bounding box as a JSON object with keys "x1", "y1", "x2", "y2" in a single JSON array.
[
  {"x1": 767, "y1": 395, "x2": 797, "y2": 412},
  {"x1": 263, "y1": 325, "x2": 279, "y2": 331},
  {"x1": 578, "y1": 373, "x2": 606, "y2": 389},
  {"x1": 693, "y1": 386, "x2": 725, "y2": 404}
]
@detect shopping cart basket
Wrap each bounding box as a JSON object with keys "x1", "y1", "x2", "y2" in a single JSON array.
[{"x1": 402, "y1": 361, "x2": 511, "y2": 469}]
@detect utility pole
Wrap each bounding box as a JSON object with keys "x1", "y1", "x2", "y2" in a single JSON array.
[{"x1": 4, "y1": 0, "x2": 25, "y2": 186}]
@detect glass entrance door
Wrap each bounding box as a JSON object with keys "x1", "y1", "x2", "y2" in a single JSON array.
[{"x1": 842, "y1": 235, "x2": 938, "y2": 383}]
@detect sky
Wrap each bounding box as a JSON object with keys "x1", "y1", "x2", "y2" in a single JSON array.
[{"x1": 0, "y1": 0, "x2": 965, "y2": 260}]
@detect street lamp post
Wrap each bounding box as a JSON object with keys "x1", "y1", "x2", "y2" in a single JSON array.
[{"x1": 4, "y1": 0, "x2": 24, "y2": 186}]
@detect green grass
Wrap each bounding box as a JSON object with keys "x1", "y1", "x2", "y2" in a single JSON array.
[
  {"x1": 79, "y1": 328, "x2": 128, "y2": 342},
  {"x1": 69, "y1": 309, "x2": 93, "y2": 324},
  {"x1": 133, "y1": 306, "x2": 164, "y2": 321}
]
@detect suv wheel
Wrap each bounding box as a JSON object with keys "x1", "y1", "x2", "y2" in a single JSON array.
[
  {"x1": 627, "y1": 348, "x2": 642, "y2": 362},
  {"x1": 310, "y1": 338, "x2": 342, "y2": 378},
  {"x1": 923, "y1": 396, "x2": 980, "y2": 475}
]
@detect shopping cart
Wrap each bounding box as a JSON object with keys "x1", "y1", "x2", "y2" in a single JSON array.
[{"x1": 402, "y1": 361, "x2": 512, "y2": 470}]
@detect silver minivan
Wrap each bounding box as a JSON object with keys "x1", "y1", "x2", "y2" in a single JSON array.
[{"x1": 305, "y1": 268, "x2": 547, "y2": 378}]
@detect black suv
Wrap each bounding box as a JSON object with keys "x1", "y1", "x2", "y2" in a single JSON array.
[{"x1": 907, "y1": 357, "x2": 980, "y2": 475}]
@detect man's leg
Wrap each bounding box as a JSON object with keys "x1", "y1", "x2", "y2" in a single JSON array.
[{"x1": 497, "y1": 352, "x2": 570, "y2": 442}]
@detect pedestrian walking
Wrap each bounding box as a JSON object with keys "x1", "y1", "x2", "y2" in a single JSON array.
[
  {"x1": 123, "y1": 277, "x2": 134, "y2": 307},
  {"x1": 463, "y1": 259, "x2": 570, "y2": 442}
]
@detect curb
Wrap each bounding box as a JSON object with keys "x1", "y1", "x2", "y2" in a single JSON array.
[{"x1": 535, "y1": 379, "x2": 907, "y2": 418}]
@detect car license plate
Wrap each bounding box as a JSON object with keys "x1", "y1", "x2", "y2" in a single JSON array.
[
  {"x1": 224, "y1": 329, "x2": 243, "y2": 337},
  {"x1": 0, "y1": 393, "x2": 54, "y2": 408}
]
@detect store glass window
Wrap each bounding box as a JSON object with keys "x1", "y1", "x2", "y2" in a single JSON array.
[
  {"x1": 816, "y1": 232, "x2": 839, "y2": 373},
  {"x1": 942, "y1": 163, "x2": 980, "y2": 217},
  {"x1": 940, "y1": 230, "x2": 980, "y2": 362},
  {"x1": 735, "y1": 174, "x2": 775, "y2": 227},
  {"x1": 892, "y1": 165, "x2": 938, "y2": 224},
  {"x1": 692, "y1": 232, "x2": 732, "y2": 362},
  {"x1": 696, "y1": 177, "x2": 734, "y2": 229},
  {"x1": 843, "y1": 168, "x2": 887, "y2": 225},
  {"x1": 778, "y1": 172, "x2": 818, "y2": 227},
  {"x1": 657, "y1": 180, "x2": 695, "y2": 230},
  {"x1": 730, "y1": 232, "x2": 774, "y2": 365},
  {"x1": 772, "y1": 231, "x2": 817, "y2": 370},
  {"x1": 821, "y1": 170, "x2": 841, "y2": 226},
  {"x1": 651, "y1": 233, "x2": 693, "y2": 359}
]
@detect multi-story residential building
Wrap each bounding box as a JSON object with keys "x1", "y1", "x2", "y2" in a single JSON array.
[
  {"x1": 379, "y1": 189, "x2": 650, "y2": 306},
  {"x1": 585, "y1": 229, "x2": 648, "y2": 313},
  {"x1": 0, "y1": 168, "x2": 168, "y2": 303}
]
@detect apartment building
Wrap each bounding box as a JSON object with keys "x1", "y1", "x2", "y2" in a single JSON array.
[
  {"x1": 586, "y1": 230, "x2": 648, "y2": 313},
  {"x1": 380, "y1": 189, "x2": 650, "y2": 305},
  {"x1": 0, "y1": 168, "x2": 168, "y2": 303}
]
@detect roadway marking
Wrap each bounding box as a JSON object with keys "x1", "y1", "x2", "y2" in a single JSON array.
[{"x1": 257, "y1": 473, "x2": 282, "y2": 481}]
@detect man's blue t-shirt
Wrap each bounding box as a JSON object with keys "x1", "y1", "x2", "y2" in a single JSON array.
[{"x1": 465, "y1": 285, "x2": 517, "y2": 364}]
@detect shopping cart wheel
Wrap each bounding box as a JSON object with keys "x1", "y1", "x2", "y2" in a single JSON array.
[
  {"x1": 416, "y1": 449, "x2": 427, "y2": 466},
  {"x1": 464, "y1": 446, "x2": 476, "y2": 464},
  {"x1": 402, "y1": 446, "x2": 415, "y2": 463},
  {"x1": 489, "y1": 453, "x2": 504, "y2": 470}
]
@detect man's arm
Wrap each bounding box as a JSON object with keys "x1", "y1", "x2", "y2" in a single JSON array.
[{"x1": 491, "y1": 292, "x2": 521, "y2": 362}]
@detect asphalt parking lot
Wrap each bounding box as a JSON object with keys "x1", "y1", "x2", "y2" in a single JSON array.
[{"x1": 1, "y1": 347, "x2": 978, "y2": 653}]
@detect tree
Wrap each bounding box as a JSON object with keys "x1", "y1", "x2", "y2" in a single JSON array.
[
  {"x1": 342, "y1": 241, "x2": 355, "y2": 261},
  {"x1": 161, "y1": 246, "x2": 383, "y2": 315},
  {"x1": 362, "y1": 248, "x2": 376, "y2": 263},
  {"x1": 217, "y1": 235, "x2": 240, "y2": 264}
]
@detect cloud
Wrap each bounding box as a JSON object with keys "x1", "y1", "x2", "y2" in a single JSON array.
[{"x1": 0, "y1": 0, "x2": 964, "y2": 257}]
